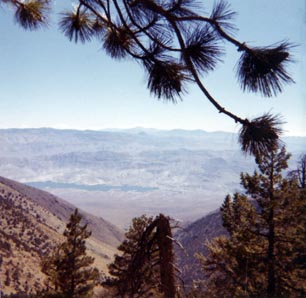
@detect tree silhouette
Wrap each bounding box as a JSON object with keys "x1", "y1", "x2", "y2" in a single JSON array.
[
  {"x1": 105, "y1": 214, "x2": 177, "y2": 298},
  {"x1": 1, "y1": 0, "x2": 50, "y2": 30},
  {"x1": 1, "y1": 0, "x2": 295, "y2": 156},
  {"x1": 106, "y1": 215, "x2": 158, "y2": 298},
  {"x1": 289, "y1": 154, "x2": 306, "y2": 189},
  {"x1": 199, "y1": 147, "x2": 306, "y2": 297},
  {"x1": 41, "y1": 209, "x2": 99, "y2": 298}
]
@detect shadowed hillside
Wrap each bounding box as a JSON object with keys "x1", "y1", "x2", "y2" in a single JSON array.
[{"x1": 175, "y1": 210, "x2": 227, "y2": 286}]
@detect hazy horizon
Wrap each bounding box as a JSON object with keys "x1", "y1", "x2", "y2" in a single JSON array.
[
  {"x1": 0, "y1": 0, "x2": 305, "y2": 136},
  {"x1": 0, "y1": 125, "x2": 305, "y2": 137}
]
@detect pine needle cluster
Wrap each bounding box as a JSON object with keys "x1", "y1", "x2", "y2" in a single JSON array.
[{"x1": 4, "y1": 0, "x2": 296, "y2": 155}]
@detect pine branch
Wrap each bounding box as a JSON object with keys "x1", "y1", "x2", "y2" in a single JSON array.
[{"x1": 239, "y1": 113, "x2": 284, "y2": 156}]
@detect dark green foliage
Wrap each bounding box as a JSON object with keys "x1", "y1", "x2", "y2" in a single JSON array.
[
  {"x1": 106, "y1": 215, "x2": 158, "y2": 297},
  {"x1": 41, "y1": 209, "x2": 99, "y2": 298},
  {"x1": 291, "y1": 155, "x2": 306, "y2": 294},
  {"x1": 200, "y1": 146, "x2": 306, "y2": 297},
  {"x1": 105, "y1": 214, "x2": 177, "y2": 298}
]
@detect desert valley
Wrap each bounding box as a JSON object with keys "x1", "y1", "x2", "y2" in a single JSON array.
[{"x1": 0, "y1": 128, "x2": 305, "y2": 296}]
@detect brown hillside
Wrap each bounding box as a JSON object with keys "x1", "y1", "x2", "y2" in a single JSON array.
[{"x1": 0, "y1": 176, "x2": 123, "y2": 295}]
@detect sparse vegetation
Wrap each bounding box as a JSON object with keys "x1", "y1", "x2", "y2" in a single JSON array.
[
  {"x1": 41, "y1": 209, "x2": 99, "y2": 298},
  {"x1": 0, "y1": 179, "x2": 120, "y2": 296},
  {"x1": 0, "y1": 153, "x2": 305, "y2": 297}
]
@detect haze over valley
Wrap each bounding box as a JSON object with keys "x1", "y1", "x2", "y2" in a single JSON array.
[{"x1": 0, "y1": 128, "x2": 305, "y2": 227}]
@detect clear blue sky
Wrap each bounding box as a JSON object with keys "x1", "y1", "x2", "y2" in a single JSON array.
[{"x1": 0, "y1": 0, "x2": 305, "y2": 135}]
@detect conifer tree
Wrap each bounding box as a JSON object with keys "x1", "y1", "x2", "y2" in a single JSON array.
[
  {"x1": 291, "y1": 154, "x2": 306, "y2": 295},
  {"x1": 199, "y1": 146, "x2": 306, "y2": 298},
  {"x1": 105, "y1": 215, "x2": 158, "y2": 298},
  {"x1": 105, "y1": 214, "x2": 177, "y2": 298},
  {"x1": 42, "y1": 209, "x2": 99, "y2": 298}
]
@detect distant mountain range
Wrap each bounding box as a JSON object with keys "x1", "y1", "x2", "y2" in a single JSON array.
[
  {"x1": 0, "y1": 128, "x2": 305, "y2": 227},
  {"x1": 0, "y1": 176, "x2": 123, "y2": 295}
]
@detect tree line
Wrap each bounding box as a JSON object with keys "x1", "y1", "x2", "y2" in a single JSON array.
[
  {"x1": 2, "y1": 145, "x2": 304, "y2": 298},
  {"x1": 1, "y1": 1, "x2": 304, "y2": 296}
]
